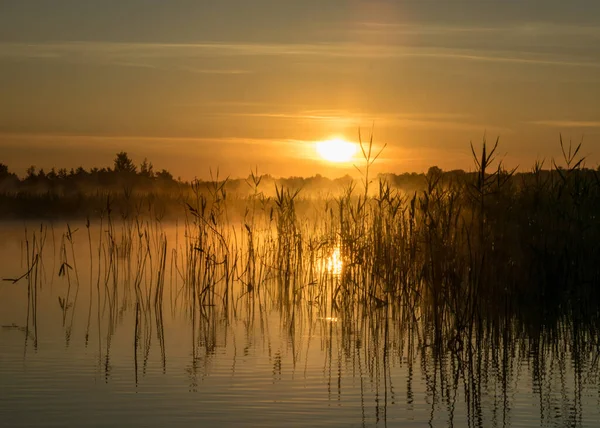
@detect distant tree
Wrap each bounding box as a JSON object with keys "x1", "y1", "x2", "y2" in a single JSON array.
[
  {"x1": 427, "y1": 166, "x2": 443, "y2": 177},
  {"x1": 0, "y1": 163, "x2": 9, "y2": 178},
  {"x1": 156, "y1": 169, "x2": 173, "y2": 181},
  {"x1": 95, "y1": 167, "x2": 111, "y2": 186},
  {"x1": 58, "y1": 168, "x2": 68, "y2": 179},
  {"x1": 26, "y1": 165, "x2": 37, "y2": 179},
  {"x1": 113, "y1": 152, "x2": 137, "y2": 174},
  {"x1": 47, "y1": 168, "x2": 58, "y2": 180},
  {"x1": 140, "y1": 158, "x2": 155, "y2": 178},
  {"x1": 0, "y1": 163, "x2": 17, "y2": 188}
]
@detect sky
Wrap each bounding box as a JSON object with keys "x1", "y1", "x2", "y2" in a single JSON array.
[{"x1": 1, "y1": 0, "x2": 599, "y2": 179}]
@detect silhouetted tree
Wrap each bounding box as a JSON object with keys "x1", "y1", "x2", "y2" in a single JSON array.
[
  {"x1": 140, "y1": 158, "x2": 155, "y2": 178},
  {"x1": 114, "y1": 152, "x2": 137, "y2": 174},
  {"x1": 26, "y1": 165, "x2": 37, "y2": 179},
  {"x1": 156, "y1": 169, "x2": 173, "y2": 181},
  {"x1": 0, "y1": 163, "x2": 9, "y2": 178},
  {"x1": 427, "y1": 166, "x2": 443, "y2": 177}
]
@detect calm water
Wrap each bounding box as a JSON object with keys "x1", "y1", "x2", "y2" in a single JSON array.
[{"x1": 1, "y1": 222, "x2": 600, "y2": 427}]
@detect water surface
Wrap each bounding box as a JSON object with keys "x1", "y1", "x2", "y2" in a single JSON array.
[{"x1": 1, "y1": 222, "x2": 599, "y2": 427}]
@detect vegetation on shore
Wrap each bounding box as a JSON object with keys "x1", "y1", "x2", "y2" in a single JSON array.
[
  {"x1": 5, "y1": 134, "x2": 600, "y2": 426},
  {"x1": 2, "y1": 140, "x2": 600, "y2": 221},
  {"x1": 9, "y1": 134, "x2": 600, "y2": 338}
]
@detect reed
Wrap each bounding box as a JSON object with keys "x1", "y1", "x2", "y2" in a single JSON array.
[{"x1": 4, "y1": 134, "x2": 600, "y2": 426}]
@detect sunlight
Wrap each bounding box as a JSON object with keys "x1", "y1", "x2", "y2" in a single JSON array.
[
  {"x1": 323, "y1": 244, "x2": 343, "y2": 275},
  {"x1": 315, "y1": 138, "x2": 358, "y2": 163}
]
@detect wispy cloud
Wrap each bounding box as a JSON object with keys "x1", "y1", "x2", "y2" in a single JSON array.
[
  {"x1": 353, "y1": 22, "x2": 508, "y2": 36},
  {"x1": 530, "y1": 120, "x2": 600, "y2": 128},
  {"x1": 352, "y1": 22, "x2": 600, "y2": 38},
  {"x1": 0, "y1": 42, "x2": 254, "y2": 74},
  {"x1": 111, "y1": 60, "x2": 250, "y2": 74},
  {"x1": 229, "y1": 110, "x2": 467, "y2": 120},
  {"x1": 0, "y1": 131, "x2": 336, "y2": 162},
  {"x1": 0, "y1": 132, "x2": 288, "y2": 147},
  {"x1": 0, "y1": 41, "x2": 598, "y2": 69},
  {"x1": 216, "y1": 109, "x2": 505, "y2": 132}
]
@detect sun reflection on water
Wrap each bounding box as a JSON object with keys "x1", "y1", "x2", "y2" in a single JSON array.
[{"x1": 322, "y1": 245, "x2": 343, "y2": 275}]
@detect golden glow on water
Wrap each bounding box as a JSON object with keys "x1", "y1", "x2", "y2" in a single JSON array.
[
  {"x1": 323, "y1": 245, "x2": 343, "y2": 275},
  {"x1": 0, "y1": 223, "x2": 598, "y2": 427},
  {"x1": 315, "y1": 138, "x2": 358, "y2": 163}
]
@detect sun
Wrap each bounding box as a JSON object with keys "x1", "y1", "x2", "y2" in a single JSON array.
[{"x1": 315, "y1": 138, "x2": 359, "y2": 163}]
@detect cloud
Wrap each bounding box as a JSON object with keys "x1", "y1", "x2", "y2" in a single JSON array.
[
  {"x1": 530, "y1": 120, "x2": 600, "y2": 128},
  {"x1": 352, "y1": 22, "x2": 600, "y2": 38},
  {"x1": 215, "y1": 110, "x2": 505, "y2": 132},
  {"x1": 0, "y1": 132, "x2": 319, "y2": 162},
  {"x1": 229, "y1": 110, "x2": 467, "y2": 120},
  {"x1": 0, "y1": 41, "x2": 598, "y2": 69},
  {"x1": 0, "y1": 132, "x2": 289, "y2": 147},
  {"x1": 110, "y1": 60, "x2": 250, "y2": 74}
]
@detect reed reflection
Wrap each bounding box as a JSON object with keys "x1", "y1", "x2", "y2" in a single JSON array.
[{"x1": 2, "y1": 140, "x2": 600, "y2": 427}]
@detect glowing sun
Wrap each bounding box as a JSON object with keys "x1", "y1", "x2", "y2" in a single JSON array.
[{"x1": 315, "y1": 138, "x2": 358, "y2": 163}]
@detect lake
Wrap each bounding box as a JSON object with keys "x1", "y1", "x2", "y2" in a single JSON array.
[{"x1": 1, "y1": 220, "x2": 599, "y2": 428}]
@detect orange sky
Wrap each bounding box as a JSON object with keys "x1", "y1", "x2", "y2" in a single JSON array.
[{"x1": 1, "y1": 1, "x2": 599, "y2": 179}]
